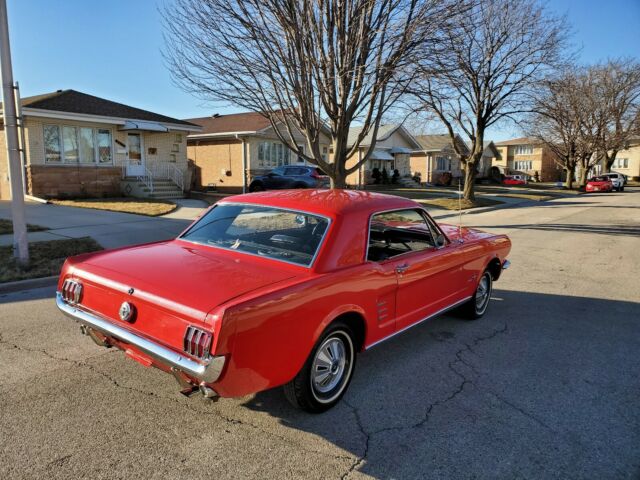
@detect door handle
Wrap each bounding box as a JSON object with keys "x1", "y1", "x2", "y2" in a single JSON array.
[{"x1": 396, "y1": 263, "x2": 410, "y2": 274}]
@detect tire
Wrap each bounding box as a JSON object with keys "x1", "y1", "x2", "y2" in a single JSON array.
[
  {"x1": 620, "y1": 186, "x2": 625, "y2": 192},
  {"x1": 457, "y1": 270, "x2": 493, "y2": 320},
  {"x1": 249, "y1": 183, "x2": 264, "y2": 192},
  {"x1": 284, "y1": 321, "x2": 356, "y2": 413}
]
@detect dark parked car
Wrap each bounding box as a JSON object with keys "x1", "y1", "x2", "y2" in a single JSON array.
[{"x1": 249, "y1": 166, "x2": 330, "y2": 192}]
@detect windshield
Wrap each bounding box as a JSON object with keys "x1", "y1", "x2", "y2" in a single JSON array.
[{"x1": 180, "y1": 204, "x2": 330, "y2": 267}]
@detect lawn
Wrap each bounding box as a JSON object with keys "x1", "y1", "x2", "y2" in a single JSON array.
[
  {"x1": 415, "y1": 197, "x2": 503, "y2": 210},
  {"x1": 0, "y1": 219, "x2": 48, "y2": 235},
  {"x1": 0, "y1": 237, "x2": 102, "y2": 283},
  {"x1": 51, "y1": 198, "x2": 177, "y2": 216}
]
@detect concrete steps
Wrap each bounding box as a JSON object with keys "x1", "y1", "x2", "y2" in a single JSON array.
[{"x1": 121, "y1": 177, "x2": 184, "y2": 199}]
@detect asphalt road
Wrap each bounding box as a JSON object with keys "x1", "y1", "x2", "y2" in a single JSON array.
[{"x1": 1, "y1": 189, "x2": 639, "y2": 479}]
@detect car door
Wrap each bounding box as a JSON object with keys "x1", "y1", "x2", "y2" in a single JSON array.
[
  {"x1": 367, "y1": 209, "x2": 468, "y2": 334},
  {"x1": 264, "y1": 167, "x2": 286, "y2": 189}
]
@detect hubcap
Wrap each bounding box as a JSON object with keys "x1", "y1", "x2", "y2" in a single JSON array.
[
  {"x1": 312, "y1": 337, "x2": 347, "y2": 394},
  {"x1": 475, "y1": 275, "x2": 490, "y2": 311}
]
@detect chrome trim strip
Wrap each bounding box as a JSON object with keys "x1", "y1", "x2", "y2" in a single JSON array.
[
  {"x1": 178, "y1": 202, "x2": 332, "y2": 269},
  {"x1": 365, "y1": 296, "x2": 473, "y2": 350},
  {"x1": 502, "y1": 259, "x2": 511, "y2": 270},
  {"x1": 56, "y1": 292, "x2": 225, "y2": 383}
]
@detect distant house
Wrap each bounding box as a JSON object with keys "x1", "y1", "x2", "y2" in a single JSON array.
[
  {"x1": 599, "y1": 136, "x2": 640, "y2": 181},
  {"x1": 410, "y1": 134, "x2": 467, "y2": 184},
  {"x1": 186, "y1": 112, "x2": 331, "y2": 192},
  {"x1": 493, "y1": 137, "x2": 562, "y2": 182},
  {"x1": 474, "y1": 141, "x2": 502, "y2": 180},
  {"x1": 0, "y1": 89, "x2": 201, "y2": 200},
  {"x1": 345, "y1": 124, "x2": 422, "y2": 186}
]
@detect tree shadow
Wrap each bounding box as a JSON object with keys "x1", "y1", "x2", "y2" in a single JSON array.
[
  {"x1": 240, "y1": 290, "x2": 640, "y2": 478},
  {"x1": 468, "y1": 223, "x2": 640, "y2": 237}
]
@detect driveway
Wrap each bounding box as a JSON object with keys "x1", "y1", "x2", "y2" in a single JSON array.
[
  {"x1": 0, "y1": 199, "x2": 207, "y2": 249},
  {"x1": 0, "y1": 190, "x2": 639, "y2": 479}
]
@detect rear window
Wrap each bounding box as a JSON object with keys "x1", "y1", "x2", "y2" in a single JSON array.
[{"x1": 180, "y1": 204, "x2": 330, "y2": 267}]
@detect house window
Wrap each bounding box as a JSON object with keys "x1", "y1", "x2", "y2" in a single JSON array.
[
  {"x1": 257, "y1": 141, "x2": 290, "y2": 167},
  {"x1": 62, "y1": 126, "x2": 79, "y2": 163},
  {"x1": 43, "y1": 124, "x2": 113, "y2": 165},
  {"x1": 322, "y1": 146, "x2": 328, "y2": 162},
  {"x1": 612, "y1": 158, "x2": 629, "y2": 169},
  {"x1": 435, "y1": 156, "x2": 450, "y2": 170},
  {"x1": 171, "y1": 143, "x2": 180, "y2": 152},
  {"x1": 514, "y1": 145, "x2": 534, "y2": 155},
  {"x1": 97, "y1": 129, "x2": 112, "y2": 163},
  {"x1": 514, "y1": 160, "x2": 533, "y2": 170},
  {"x1": 44, "y1": 124, "x2": 61, "y2": 163},
  {"x1": 169, "y1": 154, "x2": 177, "y2": 163},
  {"x1": 175, "y1": 133, "x2": 183, "y2": 143},
  {"x1": 78, "y1": 128, "x2": 95, "y2": 164}
]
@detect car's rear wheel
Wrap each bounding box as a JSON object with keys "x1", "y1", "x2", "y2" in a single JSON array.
[
  {"x1": 284, "y1": 321, "x2": 356, "y2": 413},
  {"x1": 249, "y1": 183, "x2": 264, "y2": 192},
  {"x1": 458, "y1": 270, "x2": 493, "y2": 320}
]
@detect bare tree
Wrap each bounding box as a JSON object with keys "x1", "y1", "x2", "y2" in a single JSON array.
[
  {"x1": 590, "y1": 59, "x2": 640, "y2": 173},
  {"x1": 164, "y1": 0, "x2": 463, "y2": 188},
  {"x1": 412, "y1": 0, "x2": 568, "y2": 200}
]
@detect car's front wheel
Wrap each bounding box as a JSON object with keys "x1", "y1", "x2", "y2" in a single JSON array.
[
  {"x1": 249, "y1": 183, "x2": 264, "y2": 192},
  {"x1": 458, "y1": 270, "x2": 493, "y2": 320},
  {"x1": 284, "y1": 322, "x2": 356, "y2": 413}
]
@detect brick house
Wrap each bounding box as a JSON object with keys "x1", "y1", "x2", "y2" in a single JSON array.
[
  {"x1": 409, "y1": 134, "x2": 467, "y2": 184},
  {"x1": 493, "y1": 137, "x2": 563, "y2": 182},
  {"x1": 599, "y1": 136, "x2": 640, "y2": 181},
  {"x1": 345, "y1": 124, "x2": 422, "y2": 186},
  {"x1": 0, "y1": 89, "x2": 201, "y2": 200},
  {"x1": 186, "y1": 112, "x2": 332, "y2": 193}
]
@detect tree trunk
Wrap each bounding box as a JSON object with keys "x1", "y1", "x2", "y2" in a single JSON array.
[
  {"x1": 330, "y1": 174, "x2": 348, "y2": 189},
  {"x1": 564, "y1": 165, "x2": 575, "y2": 189},
  {"x1": 462, "y1": 164, "x2": 476, "y2": 201},
  {"x1": 577, "y1": 165, "x2": 589, "y2": 188}
]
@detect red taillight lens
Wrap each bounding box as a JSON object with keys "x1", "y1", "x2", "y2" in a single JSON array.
[
  {"x1": 61, "y1": 279, "x2": 82, "y2": 304},
  {"x1": 183, "y1": 326, "x2": 213, "y2": 359}
]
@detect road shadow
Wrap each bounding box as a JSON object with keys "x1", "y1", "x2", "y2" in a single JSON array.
[
  {"x1": 240, "y1": 289, "x2": 640, "y2": 478},
  {"x1": 468, "y1": 223, "x2": 640, "y2": 237}
]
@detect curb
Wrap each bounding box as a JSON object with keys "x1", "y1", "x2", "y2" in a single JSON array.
[{"x1": 0, "y1": 275, "x2": 58, "y2": 294}]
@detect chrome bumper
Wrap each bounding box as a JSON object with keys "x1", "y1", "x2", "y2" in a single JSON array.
[{"x1": 55, "y1": 292, "x2": 225, "y2": 384}]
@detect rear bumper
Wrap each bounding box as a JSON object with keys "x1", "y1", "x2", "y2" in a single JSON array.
[{"x1": 55, "y1": 292, "x2": 225, "y2": 384}]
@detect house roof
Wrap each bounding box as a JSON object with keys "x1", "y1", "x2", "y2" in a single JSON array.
[
  {"x1": 415, "y1": 134, "x2": 470, "y2": 154},
  {"x1": 494, "y1": 137, "x2": 541, "y2": 146},
  {"x1": 347, "y1": 124, "x2": 422, "y2": 149},
  {"x1": 186, "y1": 111, "x2": 273, "y2": 136},
  {"x1": 6, "y1": 89, "x2": 198, "y2": 127}
]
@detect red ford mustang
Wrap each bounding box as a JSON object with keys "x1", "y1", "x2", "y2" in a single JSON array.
[
  {"x1": 585, "y1": 176, "x2": 613, "y2": 193},
  {"x1": 57, "y1": 190, "x2": 511, "y2": 412}
]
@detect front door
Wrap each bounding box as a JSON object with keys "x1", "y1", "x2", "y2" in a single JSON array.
[{"x1": 126, "y1": 133, "x2": 144, "y2": 177}]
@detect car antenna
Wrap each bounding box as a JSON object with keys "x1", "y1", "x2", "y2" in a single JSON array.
[{"x1": 457, "y1": 178, "x2": 464, "y2": 243}]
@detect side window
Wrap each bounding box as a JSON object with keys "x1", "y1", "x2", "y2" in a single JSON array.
[
  {"x1": 271, "y1": 167, "x2": 285, "y2": 175},
  {"x1": 285, "y1": 167, "x2": 302, "y2": 176},
  {"x1": 367, "y1": 209, "x2": 435, "y2": 262}
]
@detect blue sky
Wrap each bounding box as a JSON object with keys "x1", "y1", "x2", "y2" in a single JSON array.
[{"x1": 6, "y1": 0, "x2": 640, "y2": 141}]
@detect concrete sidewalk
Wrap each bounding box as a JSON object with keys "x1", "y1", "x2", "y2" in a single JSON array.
[{"x1": 0, "y1": 199, "x2": 208, "y2": 249}]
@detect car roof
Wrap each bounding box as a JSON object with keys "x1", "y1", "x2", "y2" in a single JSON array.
[{"x1": 218, "y1": 189, "x2": 419, "y2": 218}]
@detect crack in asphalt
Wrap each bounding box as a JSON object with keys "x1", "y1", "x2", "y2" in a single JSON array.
[
  {"x1": 0, "y1": 334, "x2": 353, "y2": 465},
  {"x1": 338, "y1": 323, "x2": 509, "y2": 479}
]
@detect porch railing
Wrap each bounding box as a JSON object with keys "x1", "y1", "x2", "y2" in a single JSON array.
[{"x1": 122, "y1": 160, "x2": 184, "y2": 193}]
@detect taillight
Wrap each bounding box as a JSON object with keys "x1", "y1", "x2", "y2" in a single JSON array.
[
  {"x1": 61, "y1": 279, "x2": 83, "y2": 304},
  {"x1": 310, "y1": 170, "x2": 320, "y2": 178},
  {"x1": 183, "y1": 326, "x2": 212, "y2": 360}
]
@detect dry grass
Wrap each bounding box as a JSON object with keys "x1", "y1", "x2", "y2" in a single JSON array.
[
  {"x1": 416, "y1": 197, "x2": 503, "y2": 210},
  {"x1": 0, "y1": 219, "x2": 48, "y2": 235},
  {"x1": 0, "y1": 237, "x2": 102, "y2": 283},
  {"x1": 51, "y1": 198, "x2": 177, "y2": 216}
]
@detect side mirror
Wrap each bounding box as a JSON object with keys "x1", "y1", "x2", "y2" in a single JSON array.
[{"x1": 435, "y1": 234, "x2": 446, "y2": 248}]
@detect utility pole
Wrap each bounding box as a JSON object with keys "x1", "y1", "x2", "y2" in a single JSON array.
[{"x1": 0, "y1": 0, "x2": 28, "y2": 264}]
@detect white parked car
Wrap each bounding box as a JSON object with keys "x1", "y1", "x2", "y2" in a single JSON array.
[{"x1": 602, "y1": 173, "x2": 625, "y2": 192}]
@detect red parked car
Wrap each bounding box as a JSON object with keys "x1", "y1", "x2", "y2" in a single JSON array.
[
  {"x1": 57, "y1": 190, "x2": 511, "y2": 412},
  {"x1": 585, "y1": 176, "x2": 613, "y2": 193},
  {"x1": 503, "y1": 175, "x2": 527, "y2": 185}
]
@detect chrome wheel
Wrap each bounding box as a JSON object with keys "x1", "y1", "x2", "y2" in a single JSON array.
[
  {"x1": 475, "y1": 273, "x2": 492, "y2": 314},
  {"x1": 310, "y1": 331, "x2": 353, "y2": 403}
]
